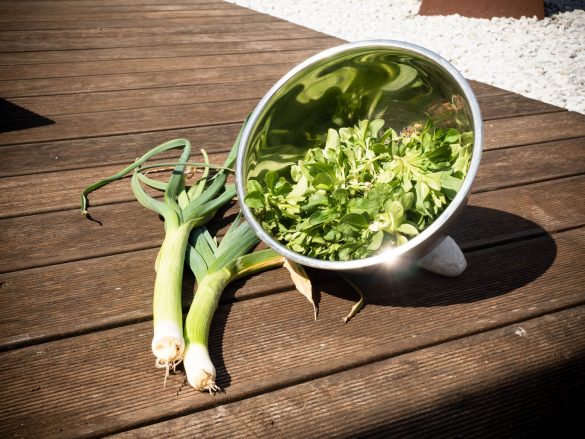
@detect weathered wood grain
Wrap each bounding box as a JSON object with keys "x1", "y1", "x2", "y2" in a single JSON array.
[
  {"x1": 0, "y1": 25, "x2": 323, "y2": 52},
  {"x1": 0, "y1": 36, "x2": 340, "y2": 65},
  {"x1": 0, "y1": 21, "x2": 299, "y2": 45},
  {"x1": 0, "y1": 1, "x2": 231, "y2": 16},
  {"x1": 484, "y1": 111, "x2": 585, "y2": 149},
  {"x1": 0, "y1": 0, "x2": 222, "y2": 5},
  {"x1": 2, "y1": 80, "x2": 274, "y2": 118},
  {"x1": 0, "y1": 62, "x2": 292, "y2": 98},
  {"x1": 115, "y1": 306, "x2": 585, "y2": 438},
  {"x1": 0, "y1": 123, "x2": 243, "y2": 178},
  {"x1": 0, "y1": 48, "x2": 320, "y2": 82},
  {"x1": 475, "y1": 136, "x2": 585, "y2": 192},
  {"x1": 0, "y1": 149, "x2": 231, "y2": 218},
  {"x1": 0, "y1": 247, "x2": 299, "y2": 350},
  {"x1": 0, "y1": 13, "x2": 278, "y2": 31},
  {"x1": 0, "y1": 228, "x2": 582, "y2": 438},
  {"x1": 0, "y1": 5, "x2": 258, "y2": 25},
  {"x1": 478, "y1": 93, "x2": 564, "y2": 120},
  {"x1": 0, "y1": 98, "x2": 259, "y2": 144}
]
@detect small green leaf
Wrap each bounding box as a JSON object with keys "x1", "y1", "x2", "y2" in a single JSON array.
[
  {"x1": 264, "y1": 171, "x2": 278, "y2": 190},
  {"x1": 440, "y1": 173, "x2": 463, "y2": 200},
  {"x1": 347, "y1": 198, "x2": 378, "y2": 215},
  {"x1": 247, "y1": 179, "x2": 263, "y2": 193},
  {"x1": 313, "y1": 172, "x2": 334, "y2": 190},
  {"x1": 340, "y1": 213, "x2": 368, "y2": 229},
  {"x1": 324, "y1": 128, "x2": 340, "y2": 162},
  {"x1": 398, "y1": 223, "x2": 419, "y2": 236},
  {"x1": 444, "y1": 128, "x2": 461, "y2": 143},
  {"x1": 367, "y1": 230, "x2": 384, "y2": 251},
  {"x1": 244, "y1": 191, "x2": 265, "y2": 209}
]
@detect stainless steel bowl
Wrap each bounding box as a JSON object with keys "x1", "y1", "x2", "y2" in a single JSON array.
[{"x1": 236, "y1": 40, "x2": 482, "y2": 271}]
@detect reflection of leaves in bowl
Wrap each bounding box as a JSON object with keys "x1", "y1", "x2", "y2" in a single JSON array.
[{"x1": 250, "y1": 55, "x2": 434, "y2": 169}]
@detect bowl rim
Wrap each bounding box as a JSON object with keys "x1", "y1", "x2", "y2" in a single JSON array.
[{"x1": 236, "y1": 39, "x2": 483, "y2": 270}]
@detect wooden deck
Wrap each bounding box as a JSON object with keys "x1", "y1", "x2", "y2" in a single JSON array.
[{"x1": 1, "y1": 1, "x2": 584, "y2": 437}]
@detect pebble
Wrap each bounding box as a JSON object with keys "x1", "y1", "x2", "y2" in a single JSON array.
[{"x1": 228, "y1": 0, "x2": 585, "y2": 114}]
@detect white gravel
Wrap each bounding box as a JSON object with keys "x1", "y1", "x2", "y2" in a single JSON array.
[{"x1": 227, "y1": 0, "x2": 585, "y2": 114}]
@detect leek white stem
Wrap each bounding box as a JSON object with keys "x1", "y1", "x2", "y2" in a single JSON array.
[
  {"x1": 151, "y1": 224, "x2": 192, "y2": 376},
  {"x1": 183, "y1": 343, "x2": 219, "y2": 393},
  {"x1": 183, "y1": 269, "x2": 231, "y2": 392}
]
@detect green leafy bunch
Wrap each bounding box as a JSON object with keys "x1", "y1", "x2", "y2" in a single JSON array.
[{"x1": 245, "y1": 118, "x2": 472, "y2": 261}]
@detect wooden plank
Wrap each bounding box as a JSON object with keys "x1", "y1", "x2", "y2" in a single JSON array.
[
  {"x1": 0, "y1": 36, "x2": 341, "y2": 65},
  {"x1": 115, "y1": 307, "x2": 585, "y2": 438},
  {"x1": 0, "y1": 47, "x2": 321, "y2": 81},
  {"x1": 0, "y1": 25, "x2": 322, "y2": 52},
  {"x1": 2, "y1": 133, "x2": 585, "y2": 220},
  {"x1": 0, "y1": 1, "x2": 233, "y2": 15},
  {"x1": 474, "y1": 137, "x2": 585, "y2": 192},
  {"x1": 468, "y1": 80, "x2": 510, "y2": 97},
  {"x1": 1, "y1": 79, "x2": 274, "y2": 118},
  {"x1": 0, "y1": 0, "x2": 223, "y2": 5},
  {"x1": 0, "y1": 6, "x2": 258, "y2": 24},
  {"x1": 0, "y1": 123, "x2": 244, "y2": 178},
  {"x1": 0, "y1": 61, "x2": 298, "y2": 99},
  {"x1": 452, "y1": 176, "x2": 585, "y2": 250},
  {"x1": 0, "y1": 248, "x2": 299, "y2": 350},
  {"x1": 0, "y1": 97, "x2": 259, "y2": 144},
  {"x1": 0, "y1": 21, "x2": 306, "y2": 48},
  {"x1": 3, "y1": 164, "x2": 582, "y2": 348},
  {"x1": 0, "y1": 149, "x2": 231, "y2": 219},
  {"x1": 478, "y1": 93, "x2": 565, "y2": 120},
  {"x1": 0, "y1": 171, "x2": 582, "y2": 272},
  {"x1": 0, "y1": 227, "x2": 582, "y2": 438},
  {"x1": 484, "y1": 111, "x2": 585, "y2": 150},
  {"x1": 0, "y1": 13, "x2": 279, "y2": 31}
]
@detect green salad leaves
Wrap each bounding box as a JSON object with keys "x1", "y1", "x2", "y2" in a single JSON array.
[{"x1": 245, "y1": 118, "x2": 472, "y2": 261}]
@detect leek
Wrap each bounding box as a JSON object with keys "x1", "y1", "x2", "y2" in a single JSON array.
[
  {"x1": 81, "y1": 127, "x2": 245, "y2": 378},
  {"x1": 183, "y1": 216, "x2": 285, "y2": 392}
]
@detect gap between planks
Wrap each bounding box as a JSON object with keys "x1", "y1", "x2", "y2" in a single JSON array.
[
  {"x1": 0, "y1": 14, "x2": 280, "y2": 32},
  {"x1": 0, "y1": 25, "x2": 325, "y2": 53},
  {"x1": 0, "y1": 36, "x2": 341, "y2": 66}
]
